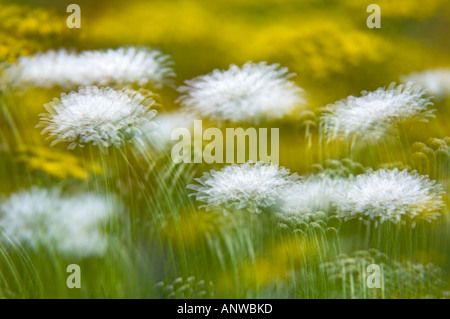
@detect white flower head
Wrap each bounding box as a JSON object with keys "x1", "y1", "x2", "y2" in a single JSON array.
[
  {"x1": 335, "y1": 169, "x2": 445, "y2": 225},
  {"x1": 401, "y1": 69, "x2": 450, "y2": 99},
  {"x1": 0, "y1": 187, "x2": 117, "y2": 257},
  {"x1": 135, "y1": 110, "x2": 196, "y2": 151},
  {"x1": 38, "y1": 86, "x2": 157, "y2": 149},
  {"x1": 187, "y1": 161, "x2": 300, "y2": 214},
  {"x1": 320, "y1": 82, "x2": 434, "y2": 142},
  {"x1": 280, "y1": 174, "x2": 347, "y2": 214},
  {"x1": 177, "y1": 62, "x2": 306, "y2": 123},
  {"x1": 2, "y1": 47, "x2": 174, "y2": 90}
]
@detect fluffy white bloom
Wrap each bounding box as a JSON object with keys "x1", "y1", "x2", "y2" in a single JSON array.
[
  {"x1": 280, "y1": 174, "x2": 346, "y2": 214},
  {"x1": 38, "y1": 86, "x2": 157, "y2": 149},
  {"x1": 334, "y1": 169, "x2": 445, "y2": 225},
  {"x1": 177, "y1": 62, "x2": 306, "y2": 123},
  {"x1": 135, "y1": 110, "x2": 196, "y2": 151},
  {"x1": 0, "y1": 187, "x2": 117, "y2": 257},
  {"x1": 187, "y1": 161, "x2": 299, "y2": 214},
  {"x1": 401, "y1": 69, "x2": 450, "y2": 99},
  {"x1": 2, "y1": 47, "x2": 174, "y2": 90},
  {"x1": 320, "y1": 82, "x2": 434, "y2": 141}
]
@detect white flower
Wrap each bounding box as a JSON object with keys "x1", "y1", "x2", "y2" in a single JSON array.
[
  {"x1": 187, "y1": 161, "x2": 299, "y2": 214},
  {"x1": 135, "y1": 110, "x2": 196, "y2": 151},
  {"x1": 2, "y1": 47, "x2": 174, "y2": 90},
  {"x1": 280, "y1": 174, "x2": 346, "y2": 214},
  {"x1": 401, "y1": 69, "x2": 450, "y2": 99},
  {"x1": 334, "y1": 169, "x2": 445, "y2": 225},
  {"x1": 38, "y1": 86, "x2": 157, "y2": 149},
  {"x1": 177, "y1": 62, "x2": 306, "y2": 123},
  {"x1": 0, "y1": 187, "x2": 117, "y2": 257},
  {"x1": 320, "y1": 82, "x2": 434, "y2": 141}
]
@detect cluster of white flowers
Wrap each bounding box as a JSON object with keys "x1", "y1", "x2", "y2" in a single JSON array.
[
  {"x1": 320, "y1": 82, "x2": 434, "y2": 142},
  {"x1": 334, "y1": 168, "x2": 444, "y2": 225},
  {"x1": 280, "y1": 174, "x2": 347, "y2": 214},
  {"x1": 401, "y1": 69, "x2": 450, "y2": 99},
  {"x1": 38, "y1": 86, "x2": 158, "y2": 149},
  {"x1": 187, "y1": 161, "x2": 299, "y2": 214},
  {"x1": 0, "y1": 187, "x2": 117, "y2": 257},
  {"x1": 177, "y1": 62, "x2": 306, "y2": 123},
  {"x1": 189, "y1": 162, "x2": 445, "y2": 227},
  {"x1": 2, "y1": 47, "x2": 174, "y2": 90}
]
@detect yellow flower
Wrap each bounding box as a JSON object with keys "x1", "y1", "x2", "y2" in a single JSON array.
[
  {"x1": 236, "y1": 19, "x2": 386, "y2": 79},
  {"x1": 16, "y1": 145, "x2": 102, "y2": 180},
  {"x1": 0, "y1": 0, "x2": 80, "y2": 62},
  {"x1": 89, "y1": 1, "x2": 216, "y2": 45}
]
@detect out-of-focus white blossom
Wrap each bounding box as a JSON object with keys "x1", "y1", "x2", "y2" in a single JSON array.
[
  {"x1": 401, "y1": 69, "x2": 450, "y2": 99},
  {"x1": 280, "y1": 174, "x2": 347, "y2": 214},
  {"x1": 135, "y1": 110, "x2": 196, "y2": 152},
  {"x1": 0, "y1": 187, "x2": 118, "y2": 257},
  {"x1": 177, "y1": 62, "x2": 306, "y2": 123},
  {"x1": 2, "y1": 47, "x2": 174, "y2": 90},
  {"x1": 321, "y1": 82, "x2": 434, "y2": 142}
]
